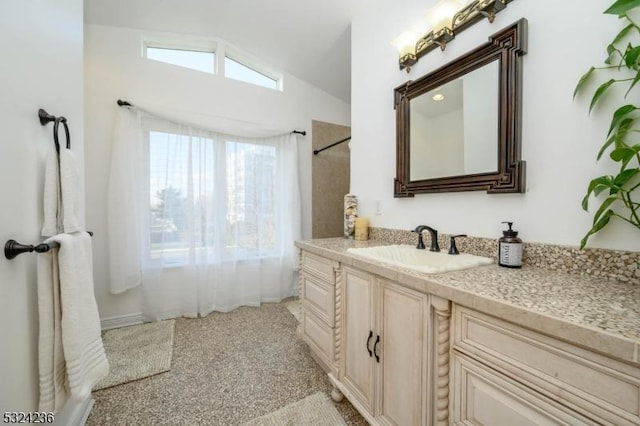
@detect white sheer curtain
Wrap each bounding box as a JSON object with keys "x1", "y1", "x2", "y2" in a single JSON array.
[{"x1": 108, "y1": 108, "x2": 301, "y2": 320}]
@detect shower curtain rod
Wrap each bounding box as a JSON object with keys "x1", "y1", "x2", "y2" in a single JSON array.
[
  {"x1": 116, "y1": 99, "x2": 306, "y2": 136},
  {"x1": 313, "y1": 136, "x2": 351, "y2": 155}
]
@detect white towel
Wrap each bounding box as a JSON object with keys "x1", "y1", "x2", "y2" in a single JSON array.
[
  {"x1": 41, "y1": 150, "x2": 62, "y2": 237},
  {"x1": 107, "y1": 108, "x2": 144, "y2": 294},
  {"x1": 59, "y1": 149, "x2": 82, "y2": 233},
  {"x1": 37, "y1": 232, "x2": 109, "y2": 411},
  {"x1": 37, "y1": 249, "x2": 68, "y2": 412},
  {"x1": 41, "y1": 148, "x2": 83, "y2": 237}
]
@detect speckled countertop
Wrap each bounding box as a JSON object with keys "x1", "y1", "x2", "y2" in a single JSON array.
[{"x1": 296, "y1": 238, "x2": 640, "y2": 365}]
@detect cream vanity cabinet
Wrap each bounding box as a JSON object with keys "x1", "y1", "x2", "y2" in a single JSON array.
[
  {"x1": 451, "y1": 304, "x2": 640, "y2": 425},
  {"x1": 338, "y1": 265, "x2": 451, "y2": 426},
  {"x1": 299, "y1": 250, "x2": 340, "y2": 375}
]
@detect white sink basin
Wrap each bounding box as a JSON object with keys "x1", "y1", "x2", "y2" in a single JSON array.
[{"x1": 347, "y1": 244, "x2": 493, "y2": 274}]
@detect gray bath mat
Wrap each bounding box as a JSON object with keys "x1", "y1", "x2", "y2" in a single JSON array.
[
  {"x1": 93, "y1": 319, "x2": 175, "y2": 390},
  {"x1": 242, "y1": 392, "x2": 347, "y2": 426},
  {"x1": 284, "y1": 299, "x2": 301, "y2": 322}
]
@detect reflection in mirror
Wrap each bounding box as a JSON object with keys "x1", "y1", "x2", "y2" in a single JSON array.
[
  {"x1": 410, "y1": 61, "x2": 498, "y2": 180},
  {"x1": 394, "y1": 18, "x2": 527, "y2": 196}
]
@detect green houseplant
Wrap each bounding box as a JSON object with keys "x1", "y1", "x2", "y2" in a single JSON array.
[{"x1": 575, "y1": 0, "x2": 640, "y2": 249}]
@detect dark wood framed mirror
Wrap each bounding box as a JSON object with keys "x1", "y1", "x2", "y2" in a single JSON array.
[{"x1": 394, "y1": 18, "x2": 527, "y2": 196}]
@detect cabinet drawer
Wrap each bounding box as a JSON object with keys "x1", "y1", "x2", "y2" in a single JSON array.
[
  {"x1": 302, "y1": 309, "x2": 334, "y2": 369},
  {"x1": 301, "y1": 251, "x2": 335, "y2": 283},
  {"x1": 301, "y1": 272, "x2": 335, "y2": 327},
  {"x1": 453, "y1": 305, "x2": 640, "y2": 425},
  {"x1": 452, "y1": 351, "x2": 597, "y2": 426}
]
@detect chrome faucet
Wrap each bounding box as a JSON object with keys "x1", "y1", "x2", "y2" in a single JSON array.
[{"x1": 412, "y1": 225, "x2": 440, "y2": 252}]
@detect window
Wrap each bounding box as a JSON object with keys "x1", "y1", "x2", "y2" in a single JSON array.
[
  {"x1": 224, "y1": 56, "x2": 279, "y2": 90},
  {"x1": 146, "y1": 125, "x2": 280, "y2": 263},
  {"x1": 145, "y1": 46, "x2": 215, "y2": 74},
  {"x1": 143, "y1": 38, "x2": 283, "y2": 90}
]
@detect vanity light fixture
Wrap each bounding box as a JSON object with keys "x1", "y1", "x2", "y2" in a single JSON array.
[
  {"x1": 426, "y1": 0, "x2": 463, "y2": 51},
  {"x1": 391, "y1": 30, "x2": 422, "y2": 72},
  {"x1": 395, "y1": 0, "x2": 514, "y2": 72}
]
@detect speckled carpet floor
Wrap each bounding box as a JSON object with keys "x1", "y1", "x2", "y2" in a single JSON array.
[{"x1": 87, "y1": 300, "x2": 366, "y2": 426}]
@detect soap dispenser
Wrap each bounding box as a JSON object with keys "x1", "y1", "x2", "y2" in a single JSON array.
[{"x1": 498, "y1": 221, "x2": 522, "y2": 268}]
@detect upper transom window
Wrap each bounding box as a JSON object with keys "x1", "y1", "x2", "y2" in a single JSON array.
[
  {"x1": 145, "y1": 46, "x2": 215, "y2": 74},
  {"x1": 224, "y1": 56, "x2": 279, "y2": 90},
  {"x1": 143, "y1": 38, "x2": 282, "y2": 91}
]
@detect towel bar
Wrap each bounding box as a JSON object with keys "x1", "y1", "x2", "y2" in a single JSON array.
[{"x1": 4, "y1": 232, "x2": 93, "y2": 260}]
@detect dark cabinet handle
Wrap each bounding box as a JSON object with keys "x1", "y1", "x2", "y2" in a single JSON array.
[
  {"x1": 374, "y1": 335, "x2": 380, "y2": 363},
  {"x1": 366, "y1": 330, "x2": 373, "y2": 357}
]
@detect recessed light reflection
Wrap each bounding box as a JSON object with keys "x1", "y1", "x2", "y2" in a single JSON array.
[{"x1": 432, "y1": 93, "x2": 445, "y2": 101}]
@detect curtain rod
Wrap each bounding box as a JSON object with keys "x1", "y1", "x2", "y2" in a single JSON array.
[
  {"x1": 116, "y1": 99, "x2": 306, "y2": 136},
  {"x1": 313, "y1": 136, "x2": 351, "y2": 155}
]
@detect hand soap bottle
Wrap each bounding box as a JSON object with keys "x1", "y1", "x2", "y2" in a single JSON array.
[{"x1": 498, "y1": 221, "x2": 522, "y2": 268}]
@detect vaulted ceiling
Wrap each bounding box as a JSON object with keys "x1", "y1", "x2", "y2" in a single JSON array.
[{"x1": 84, "y1": 0, "x2": 360, "y2": 103}]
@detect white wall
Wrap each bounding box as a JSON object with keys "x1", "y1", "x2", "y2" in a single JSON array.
[
  {"x1": 0, "y1": 0, "x2": 84, "y2": 413},
  {"x1": 351, "y1": 0, "x2": 640, "y2": 252},
  {"x1": 84, "y1": 24, "x2": 350, "y2": 319}
]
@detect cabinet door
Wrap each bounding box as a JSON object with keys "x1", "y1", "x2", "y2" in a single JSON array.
[
  {"x1": 341, "y1": 266, "x2": 376, "y2": 413},
  {"x1": 377, "y1": 281, "x2": 429, "y2": 426}
]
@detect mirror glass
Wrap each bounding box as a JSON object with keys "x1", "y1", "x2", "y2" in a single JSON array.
[
  {"x1": 409, "y1": 61, "x2": 498, "y2": 180},
  {"x1": 394, "y1": 18, "x2": 527, "y2": 196}
]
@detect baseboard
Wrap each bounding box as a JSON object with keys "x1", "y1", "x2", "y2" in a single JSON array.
[
  {"x1": 54, "y1": 396, "x2": 94, "y2": 426},
  {"x1": 100, "y1": 313, "x2": 144, "y2": 330}
]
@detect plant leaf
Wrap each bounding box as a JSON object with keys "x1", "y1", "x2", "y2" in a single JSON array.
[
  {"x1": 598, "y1": 133, "x2": 617, "y2": 161},
  {"x1": 625, "y1": 71, "x2": 640, "y2": 96},
  {"x1": 607, "y1": 104, "x2": 637, "y2": 136},
  {"x1": 590, "y1": 79, "x2": 616, "y2": 112},
  {"x1": 606, "y1": 44, "x2": 619, "y2": 64},
  {"x1": 605, "y1": 0, "x2": 640, "y2": 15},
  {"x1": 612, "y1": 117, "x2": 634, "y2": 150},
  {"x1": 612, "y1": 23, "x2": 635, "y2": 45},
  {"x1": 582, "y1": 176, "x2": 615, "y2": 210},
  {"x1": 610, "y1": 146, "x2": 636, "y2": 163},
  {"x1": 574, "y1": 67, "x2": 595, "y2": 99},
  {"x1": 593, "y1": 196, "x2": 618, "y2": 224},
  {"x1": 613, "y1": 168, "x2": 640, "y2": 187},
  {"x1": 624, "y1": 45, "x2": 640, "y2": 68},
  {"x1": 580, "y1": 209, "x2": 614, "y2": 249}
]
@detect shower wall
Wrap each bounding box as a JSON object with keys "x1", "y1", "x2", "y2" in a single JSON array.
[{"x1": 312, "y1": 120, "x2": 351, "y2": 238}]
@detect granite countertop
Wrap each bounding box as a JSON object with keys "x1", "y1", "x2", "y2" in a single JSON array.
[{"x1": 296, "y1": 238, "x2": 640, "y2": 365}]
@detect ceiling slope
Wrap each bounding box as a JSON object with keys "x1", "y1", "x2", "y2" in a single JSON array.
[{"x1": 84, "y1": 0, "x2": 358, "y2": 102}]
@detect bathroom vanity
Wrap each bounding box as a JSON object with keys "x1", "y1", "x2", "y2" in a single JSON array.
[{"x1": 296, "y1": 238, "x2": 640, "y2": 426}]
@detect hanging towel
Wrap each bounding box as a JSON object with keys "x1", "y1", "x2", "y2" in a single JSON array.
[
  {"x1": 41, "y1": 150, "x2": 62, "y2": 237},
  {"x1": 36, "y1": 248, "x2": 68, "y2": 412},
  {"x1": 37, "y1": 232, "x2": 109, "y2": 411},
  {"x1": 107, "y1": 108, "x2": 144, "y2": 294},
  {"x1": 59, "y1": 149, "x2": 82, "y2": 233},
  {"x1": 41, "y1": 148, "x2": 83, "y2": 237}
]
